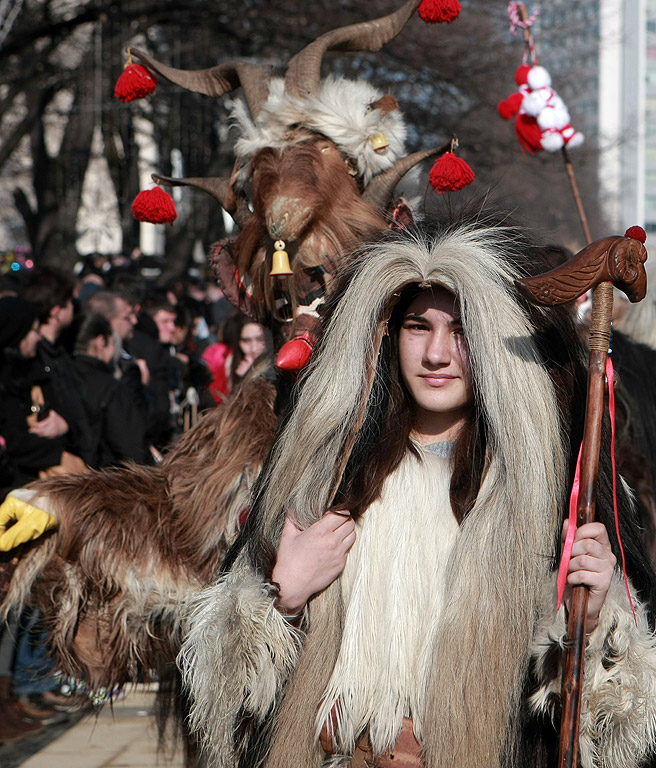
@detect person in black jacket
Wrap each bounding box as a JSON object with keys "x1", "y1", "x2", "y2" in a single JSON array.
[
  {"x1": 73, "y1": 314, "x2": 148, "y2": 468},
  {"x1": 0, "y1": 296, "x2": 85, "y2": 484},
  {"x1": 21, "y1": 267, "x2": 95, "y2": 466}
]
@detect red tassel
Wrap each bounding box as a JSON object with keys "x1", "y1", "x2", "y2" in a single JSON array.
[
  {"x1": 429, "y1": 152, "x2": 475, "y2": 193},
  {"x1": 132, "y1": 187, "x2": 177, "y2": 224},
  {"x1": 514, "y1": 114, "x2": 543, "y2": 154},
  {"x1": 276, "y1": 333, "x2": 314, "y2": 371},
  {"x1": 114, "y1": 64, "x2": 157, "y2": 103},
  {"x1": 418, "y1": 0, "x2": 461, "y2": 23},
  {"x1": 625, "y1": 225, "x2": 646, "y2": 243},
  {"x1": 498, "y1": 92, "x2": 523, "y2": 120}
]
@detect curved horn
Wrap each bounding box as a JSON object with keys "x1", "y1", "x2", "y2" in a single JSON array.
[
  {"x1": 132, "y1": 48, "x2": 271, "y2": 118},
  {"x1": 362, "y1": 144, "x2": 449, "y2": 211},
  {"x1": 152, "y1": 174, "x2": 253, "y2": 230},
  {"x1": 285, "y1": 0, "x2": 422, "y2": 99}
]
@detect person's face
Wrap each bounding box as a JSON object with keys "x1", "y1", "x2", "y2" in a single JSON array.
[
  {"x1": 112, "y1": 297, "x2": 137, "y2": 341},
  {"x1": 19, "y1": 320, "x2": 41, "y2": 359},
  {"x1": 398, "y1": 287, "x2": 473, "y2": 442},
  {"x1": 239, "y1": 323, "x2": 266, "y2": 361},
  {"x1": 56, "y1": 299, "x2": 74, "y2": 329},
  {"x1": 172, "y1": 324, "x2": 188, "y2": 347},
  {"x1": 153, "y1": 309, "x2": 177, "y2": 344}
]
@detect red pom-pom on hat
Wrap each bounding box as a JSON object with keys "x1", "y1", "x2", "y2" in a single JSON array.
[
  {"x1": 418, "y1": 0, "x2": 461, "y2": 24},
  {"x1": 132, "y1": 187, "x2": 177, "y2": 224},
  {"x1": 114, "y1": 63, "x2": 157, "y2": 103},
  {"x1": 429, "y1": 152, "x2": 475, "y2": 193},
  {"x1": 625, "y1": 225, "x2": 646, "y2": 243}
]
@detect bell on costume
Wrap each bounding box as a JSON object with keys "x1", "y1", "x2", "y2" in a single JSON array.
[{"x1": 270, "y1": 240, "x2": 293, "y2": 276}]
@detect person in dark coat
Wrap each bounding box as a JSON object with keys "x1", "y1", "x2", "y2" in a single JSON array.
[
  {"x1": 73, "y1": 314, "x2": 148, "y2": 468},
  {"x1": 21, "y1": 267, "x2": 95, "y2": 466},
  {"x1": 0, "y1": 296, "x2": 85, "y2": 485}
]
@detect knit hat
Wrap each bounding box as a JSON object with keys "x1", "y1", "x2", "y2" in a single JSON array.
[{"x1": 0, "y1": 296, "x2": 37, "y2": 350}]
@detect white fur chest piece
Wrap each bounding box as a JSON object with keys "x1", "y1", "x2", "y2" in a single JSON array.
[{"x1": 316, "y1": 450, "x2": 459, "y2": 756}]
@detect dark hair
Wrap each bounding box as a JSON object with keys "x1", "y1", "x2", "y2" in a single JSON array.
[
  {"x1": 22, "y1": 266, "x2": 74, "y2": 324},
  {"x1": 108, "y1": 272, "x2": 145, "y2": 307},
  {"x1": 74, "y1": 313, "x2": 112, "y2": 354},
  {"x1": 141, "y1": 289, "x2": 176, "y2": 317}
]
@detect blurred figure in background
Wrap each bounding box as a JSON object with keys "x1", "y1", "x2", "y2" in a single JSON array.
[{"x1": 72, "y1": 314, "x2": 148, "y2": 467}]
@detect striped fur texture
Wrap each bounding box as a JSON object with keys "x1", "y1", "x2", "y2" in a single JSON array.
[{"x1": 179, "y1": 223, "x2": 576, "y2": 767}]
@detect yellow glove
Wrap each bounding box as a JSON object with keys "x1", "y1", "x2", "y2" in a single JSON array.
[{"x1": 0, "y1": 493, "x2": 57, "y2": 551}]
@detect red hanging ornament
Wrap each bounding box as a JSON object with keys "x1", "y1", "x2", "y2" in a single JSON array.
[
  {"x1": 114, "y1": 50, "x2": 157, "y2": 103},
  {"x1": 514, "y1": 114, "x2": 543, "y2": 154},
  {"x1": 132, "y1": 187, "x2": 177, "y2": 224},
  {"x1": 429, "y1": 152, "x2": 475, "y2": 193},
  {"x1": 625, "y1": 225, "x2": 646, "y2": 243},
  {"x1": 418, "y1": 0, "x2": 461, "y2": 24},
  {"x1": 498, "y1": 92, "x2": 524, "y2": 120}
]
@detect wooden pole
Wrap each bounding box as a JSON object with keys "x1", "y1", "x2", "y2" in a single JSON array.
[
  {"x1": 562, "y1": 146, "x2": 592, "y2": 245},
  {"x1": 517, "y1": 4, "x2": 538, "y2": 63},
  {"x1": 557, "y1": 280, "x2": 613, "y2": 768}
]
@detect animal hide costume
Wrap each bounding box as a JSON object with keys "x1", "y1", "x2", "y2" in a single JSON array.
[
  {"x1": 1, "y1": 374, "x2": 278, "y2": 691},
  {"x1": 178, "y1": 218, "x2": 656, "y2": 768}
]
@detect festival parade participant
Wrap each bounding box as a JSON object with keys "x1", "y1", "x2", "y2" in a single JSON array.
[{"x1": 179, "y1": 216, "x2": 656, "y2": 768}]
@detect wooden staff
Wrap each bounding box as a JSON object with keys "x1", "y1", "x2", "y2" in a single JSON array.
[{"x1": 517, "y1": 231, "x2": 648, "y2": 768}]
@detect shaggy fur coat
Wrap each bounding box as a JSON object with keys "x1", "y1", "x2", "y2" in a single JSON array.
[{"x1": 179, "y1": 221, "x2": 656, "y2": 768}]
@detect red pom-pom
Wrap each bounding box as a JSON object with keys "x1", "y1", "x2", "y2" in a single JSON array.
[
  {"x1": 132, "y1": 187, "x2": 177, "y2": 224},
  {"x1": 625, "y1": 225, "x2": 646, "y2": 243},
  {"x1": 498, "y1": 92, "x2": 524, "y2": 120},
  {"x1": 114, "y1": 64, "x2": 157, "y2": 103},
  {"x1": 514, "y1": 64, "x2": 531, "y2": 86},
  {"x1": 514, "y1": 114, "x2": 543, "y2": 154},
  {"x1": 276, "y1": 333, "x2": 314, "y2": 371},
  {"x1": 429, "y1": 152, "x2": 475, "y2": 193},
  {"x1": 418, "y1": 0, "x2": 461, "y2": 23}
]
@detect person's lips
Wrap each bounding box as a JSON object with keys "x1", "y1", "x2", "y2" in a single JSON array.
[{"x1": 420, "y1": 374, "x2": 457, "y2": 387}]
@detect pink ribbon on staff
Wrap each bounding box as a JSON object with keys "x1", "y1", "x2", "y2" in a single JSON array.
[{"x1": 556, "y1": 356, "x2": 636, "y2": 624}]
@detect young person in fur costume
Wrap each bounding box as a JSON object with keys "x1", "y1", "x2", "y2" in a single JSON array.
[{"x1": 178, "y1": 215, "x2": 656, "y2": 768}]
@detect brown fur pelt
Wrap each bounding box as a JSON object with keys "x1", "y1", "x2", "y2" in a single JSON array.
[{"x1": 1, "y1": 374, "x2": 278, "y2": 692}]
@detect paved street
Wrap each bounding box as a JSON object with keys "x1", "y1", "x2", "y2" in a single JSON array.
[{"x1": 1, "y1": 685, "x2": 184, "y2": 768}]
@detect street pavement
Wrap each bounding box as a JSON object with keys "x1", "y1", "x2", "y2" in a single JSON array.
[{"x1": 0, "y1": 685, "x2": 184, "y2": 768}]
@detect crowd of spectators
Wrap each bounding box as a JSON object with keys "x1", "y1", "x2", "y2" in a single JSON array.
[{"x1": 0, "y1": 253, "x2": 271, "y2": 744}]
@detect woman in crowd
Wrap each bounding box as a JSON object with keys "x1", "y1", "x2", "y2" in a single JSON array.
[{"x1": 203, "y1": 313, "x2": 269, "y2": 403}]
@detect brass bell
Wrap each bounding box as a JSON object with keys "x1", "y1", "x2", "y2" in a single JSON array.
[{"x1": 270, "y1": 239, "x2": 293, "y2": 276}]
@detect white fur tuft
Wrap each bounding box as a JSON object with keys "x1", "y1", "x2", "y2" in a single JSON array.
[{"x1": 234, "y1": 76, "x2": 407, "y2": 185}]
